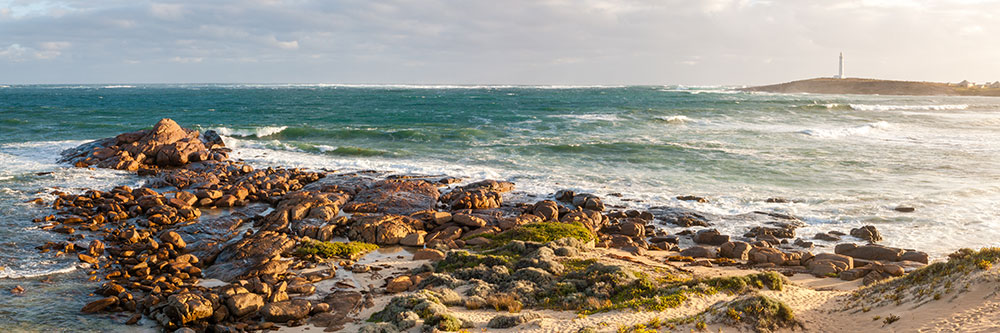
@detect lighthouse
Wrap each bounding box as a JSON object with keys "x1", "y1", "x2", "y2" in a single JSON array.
[{"x1": 837, "y1": 52, "x2": 845, "y2": 79}]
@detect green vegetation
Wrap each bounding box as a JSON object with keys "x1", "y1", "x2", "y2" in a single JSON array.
[
  {"x1": 434, "y1": 250, "x2": 516, "y2": 272},
  {"x1": 481, "y1": 222, "x2": 593, "y2": 249},
  {"x1": 724, "y1": 295, "x2": 798, "y2": 332},
  {"x1": 426, "y1": 314, "x2": 462, "y2": 331},
  {"x1": 294, "y1": 240, "x2": 378, "y2": 259},
  {"x1": 849, "y1": 247, "x2": 1000, "y2": 308},
  {"x1": 882, "y1": 314, "x2": 900, "y2": 326},
  {"x1": 579, "y1": 272, "x2": 785, "y2": 314}
]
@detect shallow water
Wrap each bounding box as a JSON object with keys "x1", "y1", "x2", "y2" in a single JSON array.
[{"x1": 1, "y1": 84, "x2": 999, "y2": 329}]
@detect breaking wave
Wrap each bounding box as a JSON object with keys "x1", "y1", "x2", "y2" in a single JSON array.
[
  {"x1": 799, "y1": 121, "x2": 891, "y2": 138},
  {"x1": 849, "y1": 104, "x2": 969, "y2": 111}
]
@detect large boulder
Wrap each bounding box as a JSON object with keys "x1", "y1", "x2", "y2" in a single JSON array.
[
  {"x1": 850, "y1": 225, "x2": 883, "y2": 243},
  {"x1": 202, "y1": 231, "x2": 296, "y2": 282},
  {"x1": 693, "y1": 229, "x2": 730, "y2": 245},
  {"x1": 748, "y1": 247, "x2": 787, "y2": 265},
  {"x1": 719, "y1": 241, "x2": 751, "y2": 260},
  {"x1": 261, "y1": 299, "x2": 312, "y2": 322},
  {"x1": 834, "y1": 243, "x2": 904, "y2": 262},
  {"x1": 347, "y1": 214, "x2": 421, "y2": 245},
  {"x1": 352, "y1": 179, "x2": 440, "y2": 215},
  {"x1": 159, "y1": 293, "x2": 214, "y2": 326}
]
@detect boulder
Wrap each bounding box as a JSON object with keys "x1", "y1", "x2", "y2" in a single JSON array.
[
  {"x1": 261, "y1": 299, "x2": 312, "y2": 322},
  {"x1": 81, "y1": 296, "x2": 118, "y2": 313},
  {"x1": 834, "y1": 243, "x2": 904, "y2": 262},
  {"x1": 850, "y1": 225, "x2": 882, "y2": 243},
  {"x1": 202, "y1": 231, "x2": 296, "y2": 282},
  {"x1": 719, "y1": 241, "x2": 751, "y2": 260},
  {"x1": 413, "y1": 249, "x2": 446, "y2": 261},
  {"x1": 748, "y1": 247, "x2": 786, "y2": 265},
  {"x1": 400, "y1": 232, "x2": 426, "y2": 247},
  {"x1": 226, "y1": 293, "x2": 264, "y2": 317},
  {"x1": 453, "y1": 214, "x2": 488, "y2": 228},
  {"x1": 487, "y1": 313, "x2": 542, "y2": 329},
  {"x1": 693, "y1": 229, "x2": 729, "y2": 245},
  {"x1": 900, "y1": 250, "x2": 929, "y2": 264},
  {"x1": 353, "y1": 179, "x2": 440, "y2": 215},
  {"x1": 347, "y1": 214, "x2": 420, "y2": 245},
  {"x1": 680, "y1": 246, "x2": 717, "y2": 258},
  {"x1": 386, "y1": 276, "x2": 413, "y2": 293},
  {"x1": 161, "y1": 293, "x2": 214, "y2": 325},
  {"x1": 160, "y1": 231, "x2": 187, "y2": 250},
  {"x1": 532, "y1": 200, "x2": 559, "y2": 221}
]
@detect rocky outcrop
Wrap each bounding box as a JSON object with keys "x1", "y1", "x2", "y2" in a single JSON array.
[
  {"x1": 353, "y1": 179, "x2": 441, "y2": 215},
  {"x1": 202, "y1": 231, "x2": 296, "y2": 282},
  {"x1": 347, "y1": 214, "x2": 422, "y2": 245},
  {"x1": 850, "y1": 225, "x2": 883, "y2": 243},
  {"x1": 61, "y1": 118, "x2": 227, "y2": 170}
]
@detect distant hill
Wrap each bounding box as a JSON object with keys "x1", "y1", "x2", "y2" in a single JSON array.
[{"x1": 741, "y1": 78, "x2": 1000, "y2": 96}]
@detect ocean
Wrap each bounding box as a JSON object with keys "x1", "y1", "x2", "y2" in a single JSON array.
[{"x1": 1, "y1": 84, "x2": 999, "y2": 330}]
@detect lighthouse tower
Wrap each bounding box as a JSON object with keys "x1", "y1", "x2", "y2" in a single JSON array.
[{"x1": 837, "y1": 52, "x2": 845, "y2": 79}]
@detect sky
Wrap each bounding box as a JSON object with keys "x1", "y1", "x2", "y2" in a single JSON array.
[{"x1": 1, "y1": 0, "x2": 999, "y2": 85}]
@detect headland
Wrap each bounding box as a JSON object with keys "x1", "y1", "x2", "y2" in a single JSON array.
[{"x1": 742, "y1": 77, "x2": 1000, "y2": 96}]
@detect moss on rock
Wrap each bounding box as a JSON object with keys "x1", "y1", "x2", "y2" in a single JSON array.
[{"x1": 294, "y1": 240, "x2": 378, "y2": 260}]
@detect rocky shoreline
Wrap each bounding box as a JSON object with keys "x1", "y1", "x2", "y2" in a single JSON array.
[{"x1": 15, "y1": 119, "x2": 996, "y2": 332}]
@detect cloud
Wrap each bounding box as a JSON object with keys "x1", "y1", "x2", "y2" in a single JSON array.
[{"x1": 0, "y1": 0, "x2": 999, "y2": 84}]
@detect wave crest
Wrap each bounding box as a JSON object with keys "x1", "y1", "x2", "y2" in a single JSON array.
[
  {"x1": 212, "y1": 126, "x2": 288, "y2": 138},
  {"x1": 849, "y1": 104, "x2": 969, "y2": 111},
  {"x1": 800, "y1": 121, "x2": 891, "y2": 138}
]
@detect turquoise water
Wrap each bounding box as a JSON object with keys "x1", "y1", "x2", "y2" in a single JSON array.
[{"x1": 1, "y1": 84, "x2": 1000, "y2": 329}]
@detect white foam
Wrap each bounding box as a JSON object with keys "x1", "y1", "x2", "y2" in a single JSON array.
[
  {"x1": 212, "y1": 126, "x2": 287, "y2": 138},
  {"x1": 551, "y1": 114, "x2": 621, "y2": 122},
  {"x1": 656, "y1": 115, "x2": 692, "y2": 124},
  {"x1": 0, "y1": 261, "x2": 77, "y2": 279},
  {"x1": 799, "y1": 121, "x2": 891, "y2": 138},
  {"x1": 100, "y1": 85, "x2": 135, "y2": 89},
  {"x1": 850, "y1": 104, "x2": 969, "y2": 111}
]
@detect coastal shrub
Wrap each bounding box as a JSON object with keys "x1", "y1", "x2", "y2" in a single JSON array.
[
  {"x1": 850, "y1": 247, "x2": 1000, "y2": 306},
  {"x1": 482, "y1": 222, "x2": 593, "y2": 249},
  {"x1": 486, "y1": 294, "x2": 523, "y2": 313},
  {"x1": 579, "y1": 272, "x2": 786, "y2": 314},
  {"x1": 435, "y1": 250, "x2": 516, "y2": 272},
  {"x1": 294, "y1": 240, "x2": 378, "y2": 259},
  {"x1": 723, "y1": 295, "x2": 798, "y2": 332}
]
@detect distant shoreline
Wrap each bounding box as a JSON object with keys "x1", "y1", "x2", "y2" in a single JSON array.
[{"x1": 741, "y1": 77, "x2": 1000, "y2": 97}]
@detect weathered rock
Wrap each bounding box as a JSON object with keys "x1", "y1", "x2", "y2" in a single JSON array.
[
  {"x1": 648, "y1": 207, "x2": 711, "y2": 227},
  {"x1": 850, "y1": 225, "x2": 882, "y2": 243},
  {"x1": 813, "y1": 232, "x2": 840, "y2": 242},
  {"x1": 161, "y1": 293, "x2": 214, "y2": 325},
  {"x1": 386, "y1": 276, "x2": 413, "y2": 293},
  {"x1": 226, "y1": 293, "x2": 264, "y2": 318},
  {"x1": 261, "y1": 299, "x2": 312, "y2": 322},
  {"x1": 900, "y1": 250, "x2": 929, "y2": 264},
  {"x1": 81, "y1": 296, "x2": 118, "y2": 313},
  {"x1": 532, "y1": 200, "x2": 559, "y2": 221},
  {"x1": 719, "y1": 241, "x2": 751, "y2": 260},
  {"x1": 453, "y1": 214, "x2": 487, "y2": 228},
  {"x1": 202, "y1": 231, "x2": 296, "y2": 282},
  {"x1": 834, "y1": 243, "x2": 904, "y2": 262},
  {"x1": 160, "y1": 231, "x2": 186, "y2": 250},
  {"x1": 400, "y1": 232, "x2": 426, "y2": 247},
  {"x1": 413, "y1": 249, "x2": 445, "y2": 261},
  {"x1": 347, "y1": 214, "x2": 420, "y2": 245},
  {"x1": 693, "y1": 229, "x2": 729, "y2": 245},
  {"x1": 353, "y1": 179, "x2": 440, "y2": 215},
  {"x1": 748, "y1": 247, "x2": 786, "y2": 265},
  {"x1": 680, "y1": 246, "x2": 717, "y2": 258}
]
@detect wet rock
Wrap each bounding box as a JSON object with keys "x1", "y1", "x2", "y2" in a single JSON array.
[
  {"x1": 676, "y1": 195, "x2": 708, "y2": 203},
  {"x1": 159, "y1": 231, "x2": 186, "y2": 250},
  {"x1": 813, "y1": 232, "x2": 840, "y2": 242},
  {"x1": 61, "y1": 118, "x2": 220, "y2": 170},
  {"x1": 744, "y1": 225, "x2": 796, "y2": 239},
  {"x1": 78, "y1": 253, "x2": 99, "y2": 264},
  {"x1": 532, "y1": 201, "x2": 560, "y2": 221},
  {"x1": 261, "y1": 299, "x2": 312, "y2": 322},
  {"x1": 572, "y1": 193, "x2": 605, "y2": 211},
  {"x1": 719, "y1": 241, "x2": 751, "y2": 260},
  {"x1": 894, "y1": 206, "x2": 915, "y2": 213},
  {"x1": 849, "y1": 225, "x2": 882, "y2": 243},
  {"x1": 81, "y1": 296, "x2": 119, "y2": 313},
  {"x1": 648, "y1": 207, "x2": 711, "y2": 227}
]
